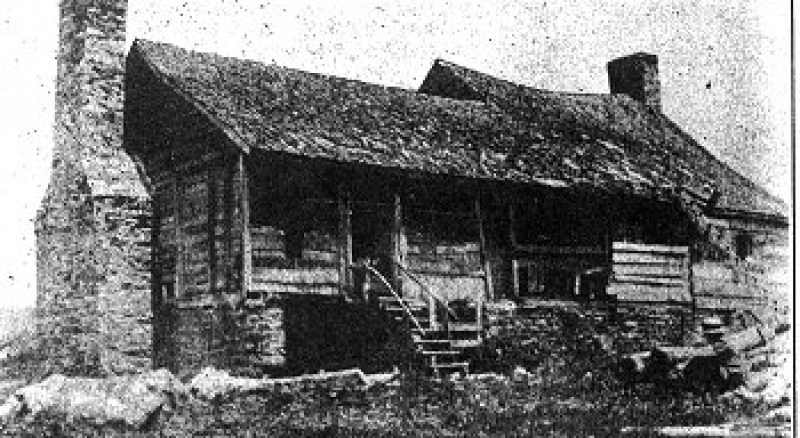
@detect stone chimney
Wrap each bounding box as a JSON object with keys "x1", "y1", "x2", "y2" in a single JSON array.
[
  {"x1": 607, "y1": 52, "x2": 661, "y2": 112},
  {"x1": 35, "y1": 0, "x2": 152, "y2": 376}
]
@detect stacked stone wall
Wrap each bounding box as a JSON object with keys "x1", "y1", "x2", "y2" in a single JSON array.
[
  {"x1": 485, "y1": 301, "x2": 693, "y2": 355},
  {"x1": 160, "y1": 295, "x2": 412, "y2": 378},
  {"x1": 35, "y1": 0, "x2": 153, "y2": 376}
]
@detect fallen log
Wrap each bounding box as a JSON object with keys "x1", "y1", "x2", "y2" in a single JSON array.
[{"x1": 188, "y1": 367, "x2": 372, "y2": 400}]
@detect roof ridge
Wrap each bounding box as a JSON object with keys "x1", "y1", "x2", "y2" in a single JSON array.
[{"x1": 432, "y1": 58, "x2": 613, "y2": 99}]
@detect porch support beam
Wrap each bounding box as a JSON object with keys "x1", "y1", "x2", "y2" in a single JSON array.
[
  {"x1": 237, "y1": 154, "x2": 251, "y2": 299},
  {"x1": 475, "y1": 197, "x2": 494, "y2": 301},
  {"x1": 338, "y1": 186, "x2": 353, "y2": 296},
  {"x1": 391, "y1": 193, "x2": 403, "y2": 294},
  {"x1": 509, "y1": 203, "x2": 519, "y2": 299}
]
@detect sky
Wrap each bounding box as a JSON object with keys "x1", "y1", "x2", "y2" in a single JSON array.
[{"x1": 0, "y1": 0, "x2": 792, "y2": 308}]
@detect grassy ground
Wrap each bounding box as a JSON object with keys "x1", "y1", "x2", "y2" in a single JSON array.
[
  {"x1": 1, "y1": 369, "x2": 775, "y2": 437},
  {"x1": 1, "y1": 309, "x2": 782, "y2": 437}
]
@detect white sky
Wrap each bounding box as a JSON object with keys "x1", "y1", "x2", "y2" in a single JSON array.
[{"x1": 0, "y1": 0, "x2": 792, "y2": 308}]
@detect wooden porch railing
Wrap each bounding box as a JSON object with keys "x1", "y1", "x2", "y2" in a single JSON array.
[
  {"x1": 358, "y1": 263, "x2": 427, "y2": 334},
  {"x1": 351, "y1": 260, "x2": 476, "y2": 334}
]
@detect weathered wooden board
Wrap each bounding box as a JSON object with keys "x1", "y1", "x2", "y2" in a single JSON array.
[
  {"x1": 607, "y1": 283, "x2": 690, "y2": 302},
  {"x1": 694, "y1": 296, "x2": 768, "y2": 310},
  {"x1": 693, "y1": 278, "x2": 760, "y2": 297},
  {"x1": 609, "y1": 241, "x2": 690, "y2": 302},
  {"x1": 612, "y1": 275, "x2": 686, "y2": 286},
  {"x1": 692, "y1": 262, "x2": 734, "y2": 281},
  {"x1": 252, "y1": 267, "x2": 339, "y2": 284},
  {"x1": 614, "y1": 264, "x2": 686, "y2": 277},
  {"x1": 612, "y1": 242, "x2": 689, "y2": 254},
  {"x1": 612, "y1": 252, "x2": 686, "y2": 265},
  {"x1": 515, "y1": 244, "x2": 605, "y2": 255},
  {"x1": 405, "y1": 273, "x2": 485, "y2": 302},
  {"x1": 301, "y1": 250, "x2": 337, "y2": 263},
  {"x1": 249, "y1": 283, "x2": 339, "y2": 295}
]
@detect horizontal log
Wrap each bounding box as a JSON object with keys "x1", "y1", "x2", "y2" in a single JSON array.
[
  {"x1": 252, "y1": 268, "x2": 339, "y2": 284},
  {"x1": 514, "y1": 244, "x2": 605, "y2": 255},
  {"x1": 612, "y1": 242, "x2": 689, "y2": 255},
  {"x1": 614, "y1": 264, "x2": 686, "y2": 277},
  {"x1": 612, "y1": 252, "x2": 687, "y2": 265},
  {"x1": 249, "y1": 283, "x2": 338, "y2": 295},
  {"x1": 612, "y1": 275, "x2": 687, "y2": 287},
  {"x1": 692, "y1": 263, "x2": 734, "y2": 281},
  {"x1": 406, "y1": 268, "x2": 485, "y2": 278},
  {"x1": 607, "y1": 283, "x2": 690, "y2": 302},
  {"x1": 694, "y1": 296, "x2": 768, "y2": 310}
]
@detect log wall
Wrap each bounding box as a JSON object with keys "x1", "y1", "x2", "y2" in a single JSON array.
[
  {"x1": 147, "y1": 143, "x2": 243, "y2": 370},
  {"x1": 607, "y1": 242, "x2": 691, "y2": 303},
  {"x1": 403, "y1": 208, "x2": 486, "y2": 302},
  {"x1": 248, "y1": 212, "x2": 340, "y2": 298}
]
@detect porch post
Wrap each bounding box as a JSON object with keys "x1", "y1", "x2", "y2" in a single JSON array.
[
  {"x1": 391, "y1": 193, "x2": 403, "y2": 294},
  {"x1": 509, "y1": 203, "x2": 519, "y2": 299},
  {"x1": 338, "y1": 186, "x2": 353, "y2": 296},
  {"x1": 475, "y1": 197, "x2": 494, "y2": 301},
  {"x1": 237, "y1": 154, "x2": 251, "y2": 299}
]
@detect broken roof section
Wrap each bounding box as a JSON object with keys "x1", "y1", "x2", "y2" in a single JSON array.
[{"x1": 126, "y1": 39, "x2": 786, "y2": 221}]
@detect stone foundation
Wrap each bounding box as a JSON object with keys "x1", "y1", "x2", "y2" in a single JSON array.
[
  {"x1": 486, "y1": 300, "x2": 694, "y2": 354},
  {"x1": 158, "y1": 295, "x2": 412, "y2": 378}
]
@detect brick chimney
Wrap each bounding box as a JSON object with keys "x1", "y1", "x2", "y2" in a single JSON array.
[
  {"x1": 607, "y1": 52, "x2": 661, "y2": 112},
  {"x1": 35, "y1": 0, "x2": 153, "y2": 376}
]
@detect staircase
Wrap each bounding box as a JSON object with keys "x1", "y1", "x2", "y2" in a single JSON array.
[
  {"x1": 354, "y1": 261, "x2": 484, "y2": 376},
  {"x1": 376, "y1": 293, "x2": 483, "y2": 377}
]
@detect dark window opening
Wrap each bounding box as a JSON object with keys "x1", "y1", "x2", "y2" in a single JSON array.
[
  {"x1": 735, "y1": 233, "x2": 754, "y2": 260},
  {"x1": 284, "y1": 226, "x2": 305, "y2": 261},
  {"x1": 517, "y1": 262, "x2": 608, "y2": 301}
]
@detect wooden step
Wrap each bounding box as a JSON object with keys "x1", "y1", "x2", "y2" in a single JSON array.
[
  {"x1": 377, "y1": 296, "x2": 426, "y2": 306},
  {"x1": 450, "y1": 339, "x2": 482, "y2": 349},
  {"x1": 431, "y1": 361, "x2": 470, "y2": 375},
  {"x1": 383, "y1": 305, "x2": 428, "y2": 314},
  {"x1": 420, "y1": 350, "x2": 460, "y2": 357},
  {"x1": 447, "y1": 323, "x2": 482, "y2": 332},
  {"x1": 413, "y1": 337, "x2": 451, "y2": 346}
]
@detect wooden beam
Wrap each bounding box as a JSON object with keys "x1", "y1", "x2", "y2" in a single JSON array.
[
  {"x1": 391, "y1": 193, "x2": 403, "y2": 294},
  {"x1": 174, "y1": 169, "x2": 184, "y2": 300},
  {"x1": 338, "y1": 186, "x2": 353, "y2": 296},
  {"x1": 224, "y1": 156, "x2": 235, "y2": 295},
  {"x1": 207, "y1": 167, "x2": 217, "y2": 295},
  {"x1": 475, "y1": 197, "x2": 494, "y2": 301},
  {"x1": 238, "y1": 154, "x2": 252, "y2": 298},
  {"x1": 509, "y1": 203, "x2": 519, "y2": 299}
]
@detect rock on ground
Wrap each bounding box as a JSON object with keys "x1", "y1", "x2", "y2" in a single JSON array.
[{"x1": 0, "y1": 369, "x2": 184, "y2": 429}]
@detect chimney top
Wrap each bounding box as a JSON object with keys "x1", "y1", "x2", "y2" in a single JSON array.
[{"x1": 607, "y1": 52, "x2": 661, "y2": 112}]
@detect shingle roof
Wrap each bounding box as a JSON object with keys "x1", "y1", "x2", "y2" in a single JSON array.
[
  {"x1": 420, "y1": 60, "x2": 786, "y2": 219},
  {"x1": 127, "y1": 40, "x2": 785, "y2": 220}
]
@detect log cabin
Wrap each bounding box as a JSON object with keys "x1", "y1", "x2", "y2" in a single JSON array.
[{"x1": 123, "y1": 40, "x2": 788, "y2": 376}]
